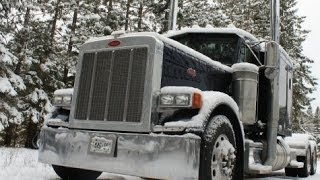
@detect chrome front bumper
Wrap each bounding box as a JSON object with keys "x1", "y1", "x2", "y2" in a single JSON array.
[{"x1": 38, "y1": 126, "x2": 201, "y2": 179}]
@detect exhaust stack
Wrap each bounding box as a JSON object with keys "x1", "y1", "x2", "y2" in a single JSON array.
[
  {"x1": 168, "y1": 0, "x2": 178, "y2": 31},
  {"x1": 264, "y1": 0, "x2": 281, "y2": 166},
  {"x1": 271, "y1": 0, "x2": 280, "y2": 44}
]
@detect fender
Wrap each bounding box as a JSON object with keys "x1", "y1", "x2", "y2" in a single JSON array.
[
  {"x1": 164, "y1": 91, "x2": 245, "y2": 169},
  {"x1": 164, "y1": 91, "x2": 243, "y2": 133}
]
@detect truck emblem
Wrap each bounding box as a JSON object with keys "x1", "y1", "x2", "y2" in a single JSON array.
[
  {"x1": 108, "y1": 40, "x2": 121, "y2": 47},
  {"x1": 187, "y1": 68, "x2": 196, "y2": 77}
]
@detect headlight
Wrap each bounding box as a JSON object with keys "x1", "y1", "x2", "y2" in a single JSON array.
[
  {"x1": 62, "y1": 95, "x2": 72, "y2": 104},
  {"x1": 175, "y1": 94, "x2": 190, "y2": 105},
  {"x1": 159, "y1": 87, "x2": 202, "y2": 109},
  {"x1": 53, "y1": 96, "x2": 63, "y2": 104},
  {"x1": 160, "y1": 94, "x2": 175, "y2": 105},
  {"x1": 53, "y1": 94, "x2": 72, "y2": 106},
  {"x1": 159, "y1": 94, "x2": 192, "y2": 107}
]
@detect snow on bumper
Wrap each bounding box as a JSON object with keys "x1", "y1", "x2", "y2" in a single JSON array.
[{"x1": 38, "y1": 126, "x2": 201, "y2": 179}]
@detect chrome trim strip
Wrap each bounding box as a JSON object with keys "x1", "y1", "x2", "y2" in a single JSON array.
[
  {"x1": 123, "y1": 49, "x2": 134, "y2": 122},
  {"x1": 104, "y1": 50, "x2": 115, "y2": 121},
  {"x1": 86, "y1": 52, "x2": 98, "y2": 120}
]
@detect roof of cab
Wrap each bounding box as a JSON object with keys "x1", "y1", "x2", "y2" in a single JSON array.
[{"x1": 165, "y1": 27, "x2": 259, "y2": 43}]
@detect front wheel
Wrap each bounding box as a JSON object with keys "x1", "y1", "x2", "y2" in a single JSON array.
[
  {"x1": 52, "y1": 165, "x2": 102, "y2": 180},
  {"x1": 200, "y1": 115, "x2": 237, "y2": 180}
]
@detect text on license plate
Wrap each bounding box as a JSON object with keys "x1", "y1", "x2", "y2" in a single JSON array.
[{"x1": 89, "y1": 136, "x2": 114, "y2": 154}]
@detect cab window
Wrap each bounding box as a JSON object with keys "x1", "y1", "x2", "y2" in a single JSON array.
[{"x1": 170, "y1": 33, "x2": 239, "y2": 66}]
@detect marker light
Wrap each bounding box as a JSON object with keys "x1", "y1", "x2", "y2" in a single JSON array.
[{"x1": 108, "y1": 40, "x2": 121, "y2": 47}]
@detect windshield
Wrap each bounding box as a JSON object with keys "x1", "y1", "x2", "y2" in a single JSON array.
[{"x1": 170, "y1": 33, "x2": 239, "y2": 65}]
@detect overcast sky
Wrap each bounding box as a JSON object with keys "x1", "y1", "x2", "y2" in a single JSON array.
[{"x1": 297, "y1": 0, "x2": 320, "y2": 110}]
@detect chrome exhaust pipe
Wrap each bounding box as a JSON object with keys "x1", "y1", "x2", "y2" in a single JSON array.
[
  {"x1": 168, "y1": 0, "x2": 178, "y2": 31},
  {"x1": 264, "y1": 0, "x2": 281, "y2": 166}
]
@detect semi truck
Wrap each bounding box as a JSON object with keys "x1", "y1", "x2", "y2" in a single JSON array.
[{"x1": 38, "y1": 0, "x2": 317, "y2": 179}]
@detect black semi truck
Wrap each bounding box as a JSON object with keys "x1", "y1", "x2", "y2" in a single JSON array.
[{"x1": 38, "y1": 1, "x2": 317, "y2": 180}]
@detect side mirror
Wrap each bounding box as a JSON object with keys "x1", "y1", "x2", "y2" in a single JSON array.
[{"x1": 265, "y1": 41, "x2": 279, "y2": 67}]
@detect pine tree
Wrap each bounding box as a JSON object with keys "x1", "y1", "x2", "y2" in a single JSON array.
[
  {"x1": 219, "y1": 0, "x2": 270, "y2": 39},
  {"x1": 0, "y1": 0, "x2": 26, "y2": 146},
  {"x1": 280, "y1": 0, "x2": 317, "y2": 131},
  {"x1": 303, "y1": 105, "x2": 314, "y2": 132},
  {"x1": 0, "y1": 43, "x2": 26, "y2": 146},
  {"x1": 179, "y1": 0, "x2": 230, "y2": 28},
  {"x1": 4, "y1": 1, "x2": 54, "y2": 147}
]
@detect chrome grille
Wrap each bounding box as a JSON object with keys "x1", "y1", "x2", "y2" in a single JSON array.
[
  {"x1": 75, "y1": 47, "x2": 148, "y2": 123},
  {"x1": 74, "y1": 53, "x2": 95, "y2": 120}
]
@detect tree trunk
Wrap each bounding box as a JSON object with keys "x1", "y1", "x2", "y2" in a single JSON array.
[
  {"x1": 63, "y1": 0, "x2": 79, "y2": 85},
  {"x1": 106, "y1": 0, "x2": 113, "y2": 25},
  {"x1": 50, "y1": 0, "x2": 61, "y2": 46},
  {"x1": 14, "y1": 7, "x2": 31, "y2": 74},
  {"x1": 24, "y1": 119, "x2": 37, "y2": 148},
  {"x1": 137, "y1": 1, "x2": 143, "y2": 31},
  {"x1": 125, "y1": 0, "x2": 132, "y2": 31}
]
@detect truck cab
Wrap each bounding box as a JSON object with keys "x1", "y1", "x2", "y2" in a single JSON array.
[{"x1": 38, "y1": 27, "x2": 316, "y2": 180}]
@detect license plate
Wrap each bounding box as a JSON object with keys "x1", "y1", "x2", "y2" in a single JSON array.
[{"x1": 89, "y1": 135, "x2": 116, "y2": 156}]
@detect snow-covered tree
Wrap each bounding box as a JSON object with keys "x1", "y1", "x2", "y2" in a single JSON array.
[
  {"x1": 219, "y1": 0, "x2": 270, "y2": 39},
  {"x1": 0, "y1": 0, "x2": 26, "y2": 146},
  {"x1": 313, "y1": 107, "x2": 320, "y2": 135},
  {"x1": 178, "y1": 0, "x2": 230, "y2": 28},
  {"x1": 0, "y1": 43, "x2": 26, "y2": 146},
  {"x1": 280, "y1": 0, "x2": 317, "y2": 131},
  {"x1": 3, "y1": 1, "x2": 54, "y2": 147}
]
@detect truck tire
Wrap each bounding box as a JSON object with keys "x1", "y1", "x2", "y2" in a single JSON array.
[
  {"x1": 200, "y1": 115, "x2": 237, "y2": 180},
  {"x1": 285, "y1": 168, "x2": 297, "y2": 177},
  {"x1": 310, "y1": 147, "x2": 317, "y2": 175},
  {"x1": 297, "y1": 147, "x2": 311, "y2": 177},
  {"x1": 52, "y1": 165, "x2": 102, "y2": 180}
]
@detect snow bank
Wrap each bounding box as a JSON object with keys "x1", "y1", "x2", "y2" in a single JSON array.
[
  {"x1": 0, "y1": 148, "x2": 142, "y2": 180},
  {"x1": 1, "y1": 147, "x2": 320, "y2": 179}
]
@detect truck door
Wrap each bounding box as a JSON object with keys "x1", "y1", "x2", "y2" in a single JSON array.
[{"x1": 278, "y1": 52, "x2": 292, "y2": 136}]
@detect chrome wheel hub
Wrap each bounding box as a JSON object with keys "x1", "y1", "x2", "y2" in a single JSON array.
[{"x1": 211, "y1": 134, "x2": 236, "y2": 180}]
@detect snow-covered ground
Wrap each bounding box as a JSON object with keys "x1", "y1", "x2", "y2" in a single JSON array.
[{"x1": 0, "y1": 147, "x2": 319, "y2": 180}]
